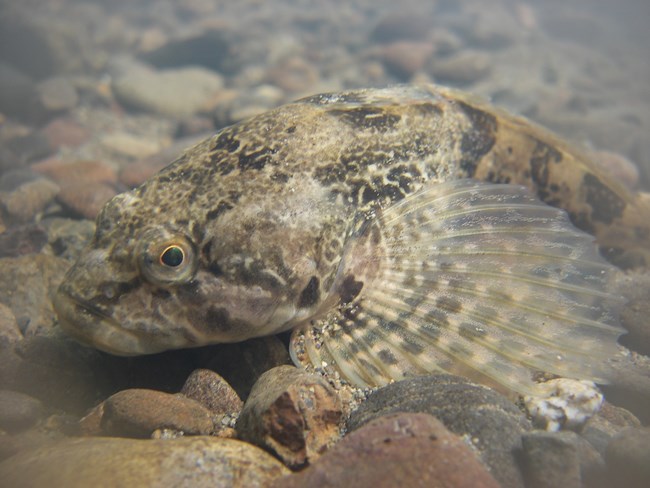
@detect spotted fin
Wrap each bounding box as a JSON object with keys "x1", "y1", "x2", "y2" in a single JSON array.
[{"x1": 290, "y1": 179, "x2": 625, "y2": 396}]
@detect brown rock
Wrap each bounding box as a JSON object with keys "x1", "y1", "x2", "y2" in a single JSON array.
[
  {"x1": 78, "y1": 402, "x2": 104, "y2": 436},
  {"x1": 32, "y1": 159, "x2": 117, "y2": 186},
  {"x1": 380, "y1": 41, "x2": 434, "y2": 79},
  {"x1": 101, "y1": 388, "x2": 215, "y2": 438},
  {"x1": 41, "y1": 118, "x2": 92, "y2": 150},
  {"x1": 236, "y1": 365, "x2": 342, "y2": 468},
  {"x1": 57, "y1": 181, "x2": 118, "y2": 219},
  {"x1": 181, "y1": 369, "x2": 243, "y2": 416},
  {"x1": 0, "y1": 178, "x2": 59, "y2": 223},
  {"x1": 273, "y1": 413, "x2": 499, "y2": 488},
  {"x1": 0, "y1": 436, "x2": 290, "y2": 487}
]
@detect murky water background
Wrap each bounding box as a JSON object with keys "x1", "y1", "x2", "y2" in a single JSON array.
[{"x1": 0, "y1": 0, "x2": 649, "y2": 487}]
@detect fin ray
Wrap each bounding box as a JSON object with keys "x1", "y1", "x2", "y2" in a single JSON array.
[{"x1": 291, "y1": 179, "x2": 625, "y2": 396}]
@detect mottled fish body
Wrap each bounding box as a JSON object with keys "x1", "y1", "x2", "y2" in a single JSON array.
[{"x1": 55, "y1": 84, "x2": 649, "y2": 396}]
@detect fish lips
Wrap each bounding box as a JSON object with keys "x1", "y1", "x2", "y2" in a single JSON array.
[{"x1": 53, "y1": 287, "x2": 159, "y2": 356}]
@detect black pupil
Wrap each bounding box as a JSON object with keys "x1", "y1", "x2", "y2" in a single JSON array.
[{"x1": 161, "y1": 246, "x2": 184, "y2": 267}]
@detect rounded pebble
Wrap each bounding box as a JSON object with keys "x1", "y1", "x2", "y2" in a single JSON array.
[
  {"x1": 32, "y1": 159, "x2": 117, "y2": 186},
  {"x1": 273, "y1": 412, "x2": 499, "y2": 488},
  {"x1": 0, "y1": 436, "x2": 290, "y2": 488},
  {"x1": 348, "y1": 374, "x2": 531, "y2": 488},
  {"x1": 181, "y1": 369, "x2": 243, "y2": 416},
  {"x1": 56, "y1": 181, "x2": 117, "y2": 219},
  {"x1": 101, "y1": 388, "x2": 215, "y2": 438},
  {"x1": 236, "y1": 365, "x2": 342, "y2": 468}
]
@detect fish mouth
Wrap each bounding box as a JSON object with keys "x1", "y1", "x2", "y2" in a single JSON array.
[{"x1": 53, "y1": 288, "x2": 155, "y2": 356}]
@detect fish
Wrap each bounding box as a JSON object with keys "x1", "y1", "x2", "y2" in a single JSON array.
[{"x1": 54, "y1": 84, "x2": 650, "y2": 397}]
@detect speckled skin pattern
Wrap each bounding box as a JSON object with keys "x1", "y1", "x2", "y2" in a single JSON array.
[{"x1": 54, "y1": 84, "x2": 647, "y2": 394}]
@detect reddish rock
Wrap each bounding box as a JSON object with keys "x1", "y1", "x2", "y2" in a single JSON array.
[
  {"x1": 273, "y1": 413, "x2": 500, "y2": 488},
  {"x1": 181, "y1": 369, "x2": 243, "y2": 416},
  {"x1": 32, "y1": 159, "x2": 117, "y2": 185},
  {"x1": 41, "y1": 118, "x2": 91, "y2": 150},
  {"x1": 56, "y1": 181, "x2": 117, "y2": 219},
  {"x1": 101, "y1": 388, "x2": 215, "y2": 438},
  {"x1": 236, "y1": 365, "x2": 342, "y2": 468}
]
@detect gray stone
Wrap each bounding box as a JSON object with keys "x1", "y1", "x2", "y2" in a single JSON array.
[
  {"x1": 605, "y1": 427, "x2": 650, "y2": 488},
  {"x1": 140, "y1": 28, "x2": 239, "y2": 75},
  {"x1": 0, "y1": 436, "x2": 290, "y2": 487},
  {"x1": 0, "y1": 63, "x2": 37, "y2": 120},
  {"x1": 0, "y1": 390, "x2": 44, "y2": 433},
  {"x1": 581, "y1": 402, "x2": 641, "y2": 456},
  {"x1": 112, "y1": 62, "x2": 224, "y2": 117},
  {"x1": 236, "y1": 365, "x2": 342, "y2": 468},
  {"x1": 273, "y1": 413, "x2": 499, "y2": 488},
  {"x1": 521, "y1": 431, "x2": 582, "y2": 488},
  {"x1": 348, "y1": 374, "x2": 531, "y2": 488}
]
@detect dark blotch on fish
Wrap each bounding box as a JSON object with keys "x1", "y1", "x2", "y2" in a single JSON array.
[{"x1": 583, "y1": 173, "x2": 626, "y2": 225}]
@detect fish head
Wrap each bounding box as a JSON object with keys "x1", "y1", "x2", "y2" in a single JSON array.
[{"x1": 54, "y1": 180, "x2": 348, "y2": 356}]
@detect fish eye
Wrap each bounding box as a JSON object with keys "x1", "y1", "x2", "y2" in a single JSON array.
[
  {"x1": 136, "y1": 229, "x2": 197, "y2": 285},
  {"x1": 160, "y1": 245, "x2": 184, "y2": 267}
]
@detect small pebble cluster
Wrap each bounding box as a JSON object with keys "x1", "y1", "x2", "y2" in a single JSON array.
[{"x1": 0, "y1": 0, "x2": 649, "y2": 487}]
